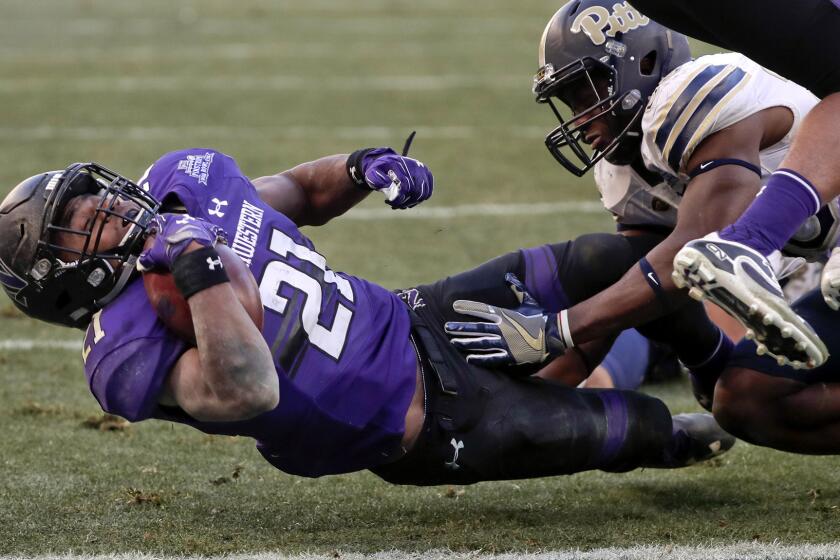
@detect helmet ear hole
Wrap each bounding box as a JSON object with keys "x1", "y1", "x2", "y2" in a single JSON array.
[{"x1": 640, "y1": 50, "x2": 657, "y2": 76}]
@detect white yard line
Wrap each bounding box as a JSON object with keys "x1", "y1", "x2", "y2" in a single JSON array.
[
  {"x1": 0, "y1": 75, "x2": 524, "y2": 94},
  {"x1": 0, "y1": 125, "x2": 545, "y2": 141},
  {"x1": 8, "y1": 543, "x2": 840, "y2": 560},
  {"x1": 345, "y1": 200, "x2": 605, "y2": 220},
  {"x1": 0, "y1": 339, "x2": 81, "y2": 351}
]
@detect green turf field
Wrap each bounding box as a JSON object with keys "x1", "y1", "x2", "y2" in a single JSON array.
[{"x1": 2, "y1": 0, "x2": 840, "y2": 555}]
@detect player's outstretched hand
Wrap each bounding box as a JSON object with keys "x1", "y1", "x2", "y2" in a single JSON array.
[
  {"x1": 137, "y1": 213, "x2": 227, "y2": 272},
  {"x1": 444, "y1": 273, "x2": 567, "y2": 367},
  {"x1": 358, "y1": 147, "x2": 434, "y2": 209}
]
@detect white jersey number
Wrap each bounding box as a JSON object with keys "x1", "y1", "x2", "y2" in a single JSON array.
[{"x1": 259, "y1": 228, "x2": 355, "y2": 360}]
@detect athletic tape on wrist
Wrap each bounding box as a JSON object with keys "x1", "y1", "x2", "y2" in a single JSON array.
[
  {"x1": 558, "y1": 309, "x2": 574, "y2": 349},
  {"x1": 172, "y1": 246, "x2": 230, "y2": 300},
  {"x1": 346, "y1": 148, "x2": 376, "y2": 189},
  {"x1": 638, "y1": 257, "x2": 670, "y2": 312}
]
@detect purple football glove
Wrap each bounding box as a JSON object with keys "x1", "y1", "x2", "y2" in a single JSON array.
[
  {"x1": 361, "y1": 148, "x2": 434, "y2": 209},
  {"x1": 137, "y1": 213, "x2": 227, "y2": 272}
]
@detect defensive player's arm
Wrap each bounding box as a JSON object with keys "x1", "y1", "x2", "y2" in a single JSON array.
[
  {"x1": 158, "y1": 244, "x2": 278, "y2": 422},
  {"x1": 567, "y1": 107, "x2": 792, "y2": 344},
  {"x1": 253, "y1": 154, "x2": 369, "y2": 227}
]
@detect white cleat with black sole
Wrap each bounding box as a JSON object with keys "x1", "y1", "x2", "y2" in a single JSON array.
[
  {"x1": 820, "y1": 247, "x2": 840, "y2": 311},
  {"x1": 672, "y1": 233, "x2": 828, "y2": 369}
]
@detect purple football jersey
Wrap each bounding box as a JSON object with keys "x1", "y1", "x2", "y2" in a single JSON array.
[{"x1": 82, "y1": 149, "x2": 417, "y2": 476}]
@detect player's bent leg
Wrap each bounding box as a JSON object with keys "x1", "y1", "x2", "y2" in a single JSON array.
[
  {"x1": 372, "y1": 370, "x2": 733, "y2": 486},
  {"x1": 636, "y1": 298, "x2": 734, "y2": 411},
  {"x1": 714, "y1": 366, "x2": 840, "y2": 454},
  {"x1": 417, "y1": 232, "x2": 663, "y2": 325},
  {"x1": 713, "y1": 290, "x2": 840, "y2": 453},
  {"x1": 672, "y1": 233, "x2": 827, "y2": 369}
]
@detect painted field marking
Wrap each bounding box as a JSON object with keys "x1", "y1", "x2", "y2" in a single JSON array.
[{"x1": 10, "y1": 542, "x2": 840, "y2": 560}]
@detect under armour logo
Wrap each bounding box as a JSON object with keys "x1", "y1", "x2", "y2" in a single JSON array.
[
  {"x1": 209, "y1": 198, "x2": 228, "y2": 218},
  {"x1": 444, "y1": 438, "x2": 464, "y2": 471},
  {"x1": 206, "y1": 256, "x2": 223, "y2": 271}
]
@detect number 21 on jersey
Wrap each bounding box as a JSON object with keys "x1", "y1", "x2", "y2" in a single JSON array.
[{"x1": 259, "y1": 228, "x2": 355, "y2": 360}]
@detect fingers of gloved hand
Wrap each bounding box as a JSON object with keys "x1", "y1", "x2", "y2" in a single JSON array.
[
  {"x1": 136, "y1": 254, "x2": 154, "y2": 272},
  {"x1": 464, "y1": 350, "x2": 513, "y2": 366},
  {"x1": 444, "y1": 320, "x2": 502, "y2": 336},
  {"x1": 381, "y1": 158, "x2": 433, "y2": 210},
  {"x1": 137, "y1": 245, "x2": 163, "y2": 272},
  {"x1": 447, "y1": 334, "x2": 504, "y2": 353},
  {"x1": 451, "y1": 299, "x2": 505, "y2": 323},
  {"x1": 147, "y1": 214, "x2": 166, "y2": 235}
]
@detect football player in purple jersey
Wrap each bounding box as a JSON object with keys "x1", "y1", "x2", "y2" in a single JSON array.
[{"x1": 0, "y1": 145, "x2": 732, "y2": 485}]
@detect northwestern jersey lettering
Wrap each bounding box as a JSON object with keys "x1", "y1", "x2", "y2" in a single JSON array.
[{"x1": 82, "y1": 149, "x2": 417, "y2": 477}]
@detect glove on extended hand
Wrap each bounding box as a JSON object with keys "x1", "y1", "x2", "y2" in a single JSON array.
[{"x1": 444, "y1": 273, "x2": 568, "y2": 367}]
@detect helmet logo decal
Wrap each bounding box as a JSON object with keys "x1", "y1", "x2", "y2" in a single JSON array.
[
  {"x1": 44, "y1": 172, "x2": 63, "y2": 192},
  {"x1": 0, "y1": 264, "x2": 25, "y2": 292},
  {"x1": 570, "y1": 2, "x2": 650, "y2": 46}
]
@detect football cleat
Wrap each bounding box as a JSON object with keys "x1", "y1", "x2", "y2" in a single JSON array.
[
  {"x1": 648, "y1": 413, "x2": 735, "y2": 468},
  {"x1": 672, "y1": 233, "x2": 828, "y2": 369},
  {"x1": 820, "y1": 247, "x2": 840, "y2": 311}
]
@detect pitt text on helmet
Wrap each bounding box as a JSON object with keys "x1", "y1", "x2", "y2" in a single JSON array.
[{"x1": 571, "y1": 2, "x2": 650, "y2": 46}]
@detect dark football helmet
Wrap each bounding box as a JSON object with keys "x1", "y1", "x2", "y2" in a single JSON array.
[
  {"x1": 0, "y1": 163, "x2": 159, "y2": 329},
  {"x1": 534, "y1": 0, "x2": 691, "y2": 176}
]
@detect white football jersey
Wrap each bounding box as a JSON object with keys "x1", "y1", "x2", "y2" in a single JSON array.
[
  {"x1": 642, "y1": 52, "x2": 817, "y2": 179},
  {"x1": 595, "y1": 52, "x2": 819, "y2": 233}
]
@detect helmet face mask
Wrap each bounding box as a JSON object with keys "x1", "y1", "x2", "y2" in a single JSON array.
[
  {"x1": 535, "y1": 0, "x2": 691, "y2": 176},
  {"x1": 0, "y1": 163, "x2": 160, "y2": 328},
  {"x1": 535, "y1": 57, "x2": 636, "y2": 176}
]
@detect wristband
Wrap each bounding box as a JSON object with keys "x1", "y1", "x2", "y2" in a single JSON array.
[
  {"x1": 172, "y1": 246, "x2": 230, "y2": 299},
  {"x1": 346, "y1": 148, "x2": 377, "y2": 189},
  {"x1": 638, "y1": 257, "x2": 670, "y2": 313},
  {"x1": 687, "y1": 158, "x2": 761, "y2": 179}
]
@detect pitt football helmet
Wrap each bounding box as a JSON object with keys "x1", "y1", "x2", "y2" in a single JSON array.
[
  {"x1": 0, "y1": 163, "x2": 159, "y2": 328},
  {"x1": 534, "y1": 0, "x2": 691, "y2": 176}
]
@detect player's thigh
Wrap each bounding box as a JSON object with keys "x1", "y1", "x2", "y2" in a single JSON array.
[
  {"x1": 373, "y1": 372, "x2": 670, "y2": 485},
  {"x1": 725, "y1": 290, "x2": 840, "y2": 385},
  {"x1": 416, "y1": 232, "x2": 662, "y2": 323},
  {"x1": 632, "y1": 0, "x2": 840, "y2": 97}
]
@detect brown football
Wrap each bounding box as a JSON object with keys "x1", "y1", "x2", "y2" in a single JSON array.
[{"x1": 142, "y1": 243, "x2": 264, "y2": 344}]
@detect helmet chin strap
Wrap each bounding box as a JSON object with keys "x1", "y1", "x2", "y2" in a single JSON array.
[
  {"x1": 603, "y1": 102, "x2": 646, "y2": 166},
  {"x1": 92, "y1": 206, "x2": 153, "y2": 310},
  {"x1": 94, "y1": 254, "x2": 137, "y2": 309}
]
